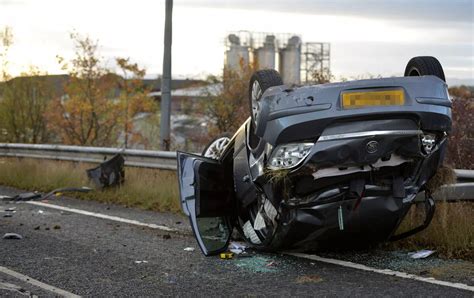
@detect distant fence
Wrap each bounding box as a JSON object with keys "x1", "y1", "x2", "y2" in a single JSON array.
[{"x1": 0, "y1": 143, "x2": 472, "y2": 201}]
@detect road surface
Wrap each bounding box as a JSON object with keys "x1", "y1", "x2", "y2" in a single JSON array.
[{"x1": 0, "y1": 186, "x2": 472, "y2": 296}]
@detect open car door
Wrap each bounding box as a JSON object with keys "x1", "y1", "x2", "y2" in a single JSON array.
[{"x1": 177, "y1": 151, "x2": 234, "y2": 256}]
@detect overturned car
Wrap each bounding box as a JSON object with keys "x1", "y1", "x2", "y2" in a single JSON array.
[{"x1": 177, "y1": 56, "x2": 452, "y2": 255}]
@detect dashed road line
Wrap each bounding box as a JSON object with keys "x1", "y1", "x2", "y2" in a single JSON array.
[
  {"x1": 286, "y1": 253, "x2": 474, "y2": 292},
  {"x1": 0, "y1": 266, "x2": 80, "y2": 297},
  {"x1": 25, "y1": 201, "x2": 177, "y2": 232}
]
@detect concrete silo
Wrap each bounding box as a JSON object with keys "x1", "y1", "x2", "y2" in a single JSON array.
[
  {"x1": 254, "y1": 35, "x2": 276, "y2": 70},
  {"x1": 225, "y1": 34, "x2": 250, "y2": 71},
  {"x1": 279, "y1": 35, "x2": 301, "y2": 85}
]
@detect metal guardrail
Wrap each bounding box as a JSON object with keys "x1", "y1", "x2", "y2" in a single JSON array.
[
  {"x1": 0, "y1": 143, "x2": 473, "y2": 200},
  {"x1": 0, "y1": 143, "x2": 177, "y2": 170}
]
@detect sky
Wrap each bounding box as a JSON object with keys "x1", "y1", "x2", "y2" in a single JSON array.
[{"x1": 0, "y1": 0, "x2": 473, "y2": 85}]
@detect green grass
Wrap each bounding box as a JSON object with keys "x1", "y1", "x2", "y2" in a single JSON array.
[
  {"x1": 0, "y1": 157, "x2": 180, "y2": 212},
  {"x1": 0, "y1": 157, "x2": 472, "y2": 260}
]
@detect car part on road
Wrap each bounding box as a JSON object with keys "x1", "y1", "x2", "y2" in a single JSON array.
[
  {"x1": 0, "y1": 192, "x2": 41, "y2": 201},
  {"x1": 178, "y1": 56, "x2": 452, "y2": 256},
  {"x1": 3, "y1": 233, "x2": 23, "y2": 240},
  {"x1": 41, "y1": 186, "x2": 93, "y2": 200},
  {"x1": 86, "y1": 154, "x2": 125, "y2": 189},
  {"x1": 409, "y1": 250, "x2": 436, "y2": 259},
  {"x1": 1, "y1": 187, "x2": 92, "y2": 202}
]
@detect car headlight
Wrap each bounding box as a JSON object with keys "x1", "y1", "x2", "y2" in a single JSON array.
[{"x1": 267, "y1": 143, "x2": 314, "y2": 170}]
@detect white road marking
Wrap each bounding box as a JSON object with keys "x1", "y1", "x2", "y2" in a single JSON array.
[
  {"x1": 286, "y1": 253, "x2": 474, "y2": 292},
  {"x1": 25, "y1": 201, "x2": 176, "y2": 232},
  {"x1": 0, "y1": 266, "x2": 80, "y2": 297},
  {"x1": 19, "y1": 201, "x2": 473, "y2": 292}
]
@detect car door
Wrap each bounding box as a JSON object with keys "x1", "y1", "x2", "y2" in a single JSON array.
[{"x1": 177, "y1": 151, "x2": 234, "y2": 256}]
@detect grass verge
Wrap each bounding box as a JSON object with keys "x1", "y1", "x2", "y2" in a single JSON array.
[
  {"x1": 0, "y1": 157, "x2": 180, "y2": 213},
  {"x1": 388, "y1": 201, "x2": 474, "y2": 261}
]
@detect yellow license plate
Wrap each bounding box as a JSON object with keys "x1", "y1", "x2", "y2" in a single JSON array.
[{"x1": 342, "y1": 89, "x2": 405, "y2": 109}]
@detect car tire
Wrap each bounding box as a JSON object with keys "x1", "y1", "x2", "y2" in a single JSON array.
[
  {"x1": 248, "y1": 69, "x2": 283, "y2": 130},
  {"x1": 404, "y1": 56, "x2": 445, "y2": 82}
]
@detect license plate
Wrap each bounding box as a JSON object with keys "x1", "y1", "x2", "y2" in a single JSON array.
[{"x1": 342, "y1": 89, "x2": 405, "y2": 109}]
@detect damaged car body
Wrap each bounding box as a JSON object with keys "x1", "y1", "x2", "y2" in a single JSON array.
[{"x1": 178, "y1": 56, "x2": 452, "y2": 256}]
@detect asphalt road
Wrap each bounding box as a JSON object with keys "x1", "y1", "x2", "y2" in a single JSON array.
[{"x1": 0, "y1": 186, "x2": 472, "y2": 297}]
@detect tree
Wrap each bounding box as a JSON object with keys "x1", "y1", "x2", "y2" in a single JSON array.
[
  {"x1": 446, "y1": 86, "x2": 473, "y2": 169},
  {"x1": 0, "y1": 26, "x2": 13, "y2": 82},
  {"x1": 46, "y1": 33, "x2": 123, "y2": 146},
  {"x1": 0, "y1": 67, "x2": 54, "y2": 143},
  {"x1": 115, "y1": 57, "x2": 156, "y2": 148},
  {"x1": 201, "y1": 59, "x2": 255, "y2": 136},
  {"x1": 0, "y1": 28, "x2": 53, "y2": 143},
  {"x1": 310, "y1": 68, "x2": 333, "y2": 84}
]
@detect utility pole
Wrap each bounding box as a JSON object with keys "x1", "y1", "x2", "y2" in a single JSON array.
[{"x1": 160, "y1": 0, "x2": 173, "y2": 150}]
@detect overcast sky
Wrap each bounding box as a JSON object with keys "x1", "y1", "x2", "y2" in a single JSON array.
[{"x1": 1, "y1": 0, "x2": 473, "y2": 85}]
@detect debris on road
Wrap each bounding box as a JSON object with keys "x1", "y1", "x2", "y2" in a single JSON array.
[
  {"x1": 295, "y1": 275, "x2": 323, "y2": 284},
  {"x1": 409, "y1": 250, "x2": 436, "y2": 259},
  {"x1": 229, "y1": 242, "x2": 247, "y2": 255},
  {"x1": 3, "y1": 233, "x2": 23, "y2": 240},
  {"x1": 86, "y1": 154, "x2": 125, "y2": 189},
  {"x1": 183, "y1": 247, "x2": 195, "y2": 252},
  {"x1": 1, "y1": 192, "x2": 41, "y2": 201},
  {"x1": 219, "y1": 252, "x2": 234, "y2": 260},
  {"x1": 235, "y1": 256, "x2": 278, "y2": 273},
  {"x1": 266, "y1": 261, "x2": 277, "y2": 267},
  {"x1": 41, "y1": 186, "x2": 93, "y2": 200}
]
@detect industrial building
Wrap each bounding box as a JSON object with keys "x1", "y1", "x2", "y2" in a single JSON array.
[{"x1": 225, "y1": 31, "x2": 330, "y2": 85}]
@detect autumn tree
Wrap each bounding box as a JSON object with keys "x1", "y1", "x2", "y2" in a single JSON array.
[
  {"x1": 201, "y1": 60, "x2": 256, "y2": 136},
  {"x1": 115, "y1": 58, "x2": 156, "y2": 148},
  {"x1": 0, "y1": 28, "x2": 53, "y2": 143},
  {"x1": 45, "y1": 33, "x2": 119, "y2": 146},
  {"x1": 446, "y1": 86, "x2": 473, "y2": 169},
  {"x1": 310, "y1": 68, "x2": 333, "y2": 84},
  {"x1": 0, "y1": 67, "x2": 54, "y2": 143}
]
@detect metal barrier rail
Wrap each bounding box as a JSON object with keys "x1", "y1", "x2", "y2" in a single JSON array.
[
  {"x1": 0, "y1": 143, "x2": 177, "y2": 170},
  {"x1": 0, "y1": 143, "x2": 473, "y2": 200}
]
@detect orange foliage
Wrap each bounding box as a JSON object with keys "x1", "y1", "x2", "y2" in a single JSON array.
[{"x1": 45, "y1": 33, "x2": 155, "y2": 147}]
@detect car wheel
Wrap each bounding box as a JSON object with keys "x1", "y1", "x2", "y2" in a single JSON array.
[
  {"x1": 202, "y1": 134, "x2": 231, "y2": 160},
  {"x1": 404, "y1": 56, "x2": 445, "y2": 82},
  {"x1": 248, "y1": 69, "x2": 283, "y2": 129}
]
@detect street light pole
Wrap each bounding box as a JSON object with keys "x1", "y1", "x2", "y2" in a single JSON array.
[{"x1": 160, "y1": 0, "x2": 173, "y2": 150}]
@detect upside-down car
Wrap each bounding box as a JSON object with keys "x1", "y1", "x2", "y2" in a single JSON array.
[{"x1": 177, "y1": 56, "x2": 452, "y2": 255}]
